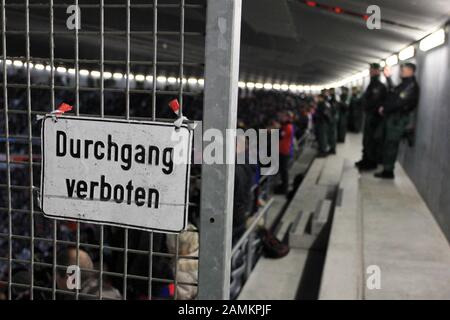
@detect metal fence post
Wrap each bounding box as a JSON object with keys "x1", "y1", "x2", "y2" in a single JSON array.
[{"x1": 198, "y1": 0, "x2": 242, "y2": 300}]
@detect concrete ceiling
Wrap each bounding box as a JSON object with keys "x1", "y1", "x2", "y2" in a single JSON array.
[
  {"x1": 240, "y1": 0, "x2": 450, "y2": 84},
  {"x1": 4, "y1": 0, "x2": 450, "y2": 85}
]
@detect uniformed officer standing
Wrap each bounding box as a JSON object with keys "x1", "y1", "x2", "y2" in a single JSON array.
[
  {"x1": 348, "y1": 86, "x2": 363, "y2": 133},
  {"x1": 337, "y1": 87, "x2": 350, "y2": 142},
  {"x1": 375, "y1": 63, "x2": 420, "y2": 179},
  {"x1": 355, "y1": 63, "x2": 387, "y2": 171},
  {"x1": 326, "y1": 88, "x2": 338, "y2": 154},
  {"x1": 315, "y1": 93, "x2": 331, "y2": 157}
]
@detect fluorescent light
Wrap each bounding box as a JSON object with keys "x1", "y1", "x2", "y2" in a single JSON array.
[
  {"x1": 113, "y1": 72, "x2": 123, "y2": 79},
  {"x1": 168, "y1": 77, "x2": 177, "y2": 84},
  {"x1": 146, "y1": 75, "x2": 153, "y2": 81},
  {"x1": 280, "y1": 84, "x2": 289, "y2": 91},
  {"x1": 238, "y1": 81, "x2": 246, "y2": 88},
  {"x1": 399, "y1": 46, "x2": 415, "y2": 61},
  {"x1": 420, "y1": 29, "x2": 445, "y2": 52},
  {"x1": 56, "y1": 66, "x2": 67, "y2": 73},
  {"x1": 304, "y1": 85, "x2": 311, "y2": 91},
  {"x1": 386, "y1": 54, "x2": 398, "y2": 66},
  {"x1": 264, "y1": 83, "x2": 273, "y2": 90},
  {"x1": 127, "y1": 73, "x2": 134, "y2": 80},
  {"x1": 157, "y1": 76, "x2": 167, "y2": 83},
  {"x1": 68, "y1": 68, "x2": 76, "y2": 74},
  {"x1": 255, "y1": 83, "x2": 263, "y2": 89},
  {"x1": 6, "y1": 59, "x2": 12, "y2": 65},
  {"x1": 188, "y1": 77, "x2": 198, "y2": 85},
  {"x1": 13, "y1": 60, "x2": 23, "y2": 67},
  {"x1": 135, "y1": 74, "x2": 145, "y2": 82},
  {"x1": 90, "y1": 70, "x2": 101, "y2": 78},
  {"x1": 104, "y1": 72, "x2": 112, "y2": 79},
  {"x1": 34, "y1": 63, "x2": 45, "y2": 70},
  {"x1": 198, "y1": 78, "x2": 204, "y2": 86},
  {"x1": 273, "y1": 84, "x2": 281, "y2": 90},
  {"x1": 246, "y1": 82, "x2": 255, "y2": 89},
  {"x1": 297, "y1": 85, "x2": 304, "y2": 91},
  {"x1": 45, "y1": 65, "x2": 52, "y2": 71},
  {"x1": 80, "y1": 69, "x2": 90, "y2": 76},
  {"x1": 289, "y1": 84, "x2": 297, "y2": 91}
]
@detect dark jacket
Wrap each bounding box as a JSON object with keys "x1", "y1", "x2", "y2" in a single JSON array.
[
  {"x1": 339, "y1": 94, "x2": 349, "y2": 114},
  {"x1": 232, "y1": 163, "x2": 255, "y2": 241},
  {"x1": 316, "y1": 100, "x2": 332, "y2": 123},
  {"x1": 384, "y1": 76, "x2": 420, "y2": 115},
  {"x1": 363, "y1": 76, "x2": 387, "y2": 113}
]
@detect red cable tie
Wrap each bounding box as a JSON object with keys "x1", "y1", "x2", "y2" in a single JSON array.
[
  {"x1": 56, "y1": 102, "x2": 73, "y2": 114},
  {"x1": 169, "y1": 99, "x2": 180, "y2": 114}
]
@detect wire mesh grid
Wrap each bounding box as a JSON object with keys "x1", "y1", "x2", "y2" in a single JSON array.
[{"x1": 0, "y1": 0, "x2": 206, "y2": 300}]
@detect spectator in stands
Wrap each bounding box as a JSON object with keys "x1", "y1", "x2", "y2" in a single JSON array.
[
  {"x1": 56, "y1": 246, "x2": 122, "y2": 300},
  {"x1": 105, "y1": 228, "x2": 173, "y2": 299},
  {"x1": 275, "y1": 111, "x2": 294, "y2": 195},
  {"x1": 166, "y1": 224, "x2": 199, "y2": 300},
  {"x1": 295, "y1": 105, "x2": 311, "y2": 140},
  {"x1": 233, "y1": 133, "x2": 255, "y2": 243}
]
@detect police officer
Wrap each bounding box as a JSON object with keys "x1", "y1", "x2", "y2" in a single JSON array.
[
  {"x1": 375, "y1": 63, "x2": 420, "y2": 179},
  {"x1": 326, "y1": 88, "x2": 338, "y2": 154},
  {"x1": 337, "y1": 87, "x2": 350, "y2": 142},
  {"x1": 355, "y1": 63, "x2": 387, "y2": 171},
  {"x1": 314, "y1": 93, "x2": 331, "y2": 157},
  {"x1": 348, "y1": 86, "x2": 363, "y2": 133}
]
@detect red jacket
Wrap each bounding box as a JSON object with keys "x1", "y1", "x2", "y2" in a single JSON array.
[{"x1": 279, "y1": 123, "x2": 293, "y2": 156}]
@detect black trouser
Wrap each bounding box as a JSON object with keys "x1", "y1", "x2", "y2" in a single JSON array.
[
  {"x1": 279, "y1": 154, "x2": 290, "y2": 193},
  {"x1": 362, "y1": 112, "x2": 382, "y2": 164}
]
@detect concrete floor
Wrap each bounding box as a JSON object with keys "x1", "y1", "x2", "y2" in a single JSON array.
[
  {"x1": 339, "y1": 133, "x2": 450, "y2": 300},
  {"x1": 239, "y1": 133, "x2": 450, "y2": 300}
]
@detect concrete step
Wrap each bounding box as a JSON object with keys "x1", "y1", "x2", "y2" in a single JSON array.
[
  {"x1": 276, "y1": 184, "x2": 329, "y2": 240},
  {"x1": 237, "y1": 248, "x2": 309, "y2": 300},
  {"x1": 319, "y1": 164, "x2": 362, "y2": 300},
  {"x1": 289, "y1": 211, "x2": 314, "y2": 249},
  {"x1": 312, "y1": 199, "x2": 332, "y2": 236},
  {"x1": 318, "y1": 156, "x2": 345, "y2": 188},
  {"x1": 289, "y1": 197, "x2": 332, "y2": 250}
]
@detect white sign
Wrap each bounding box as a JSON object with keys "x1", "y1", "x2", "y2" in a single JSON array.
[{"x1": 40, "y1": 116, "x2": 193, "y2": 233}]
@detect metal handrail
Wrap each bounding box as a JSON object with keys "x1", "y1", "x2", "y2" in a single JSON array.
[{"x1": 231, "y1": 198, "x2": 274, "y2": 256}]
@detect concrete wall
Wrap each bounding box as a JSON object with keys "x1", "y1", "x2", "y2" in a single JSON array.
[{"x1": 398, "y1": 27, "x2": 450, "y2": 242}]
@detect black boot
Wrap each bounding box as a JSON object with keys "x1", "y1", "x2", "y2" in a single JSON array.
[
  {"x1": 358, "y1": 161, "x2": 377, "y2": 171},
  {"x1": 374, "y1": 171, "x2": 395, "y2": 179},
  {"x1": 355, "y1": 159, "x2": 365, "y2": 168}
]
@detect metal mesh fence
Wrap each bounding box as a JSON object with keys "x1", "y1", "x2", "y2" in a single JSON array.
[{"x1": 0, "y1": 0, "x2": 206, "y2": 300}]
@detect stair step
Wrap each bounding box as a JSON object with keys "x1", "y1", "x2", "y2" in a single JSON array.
[{"x1": 312, "y1": 199, "x2": 332, "y2": 236}]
